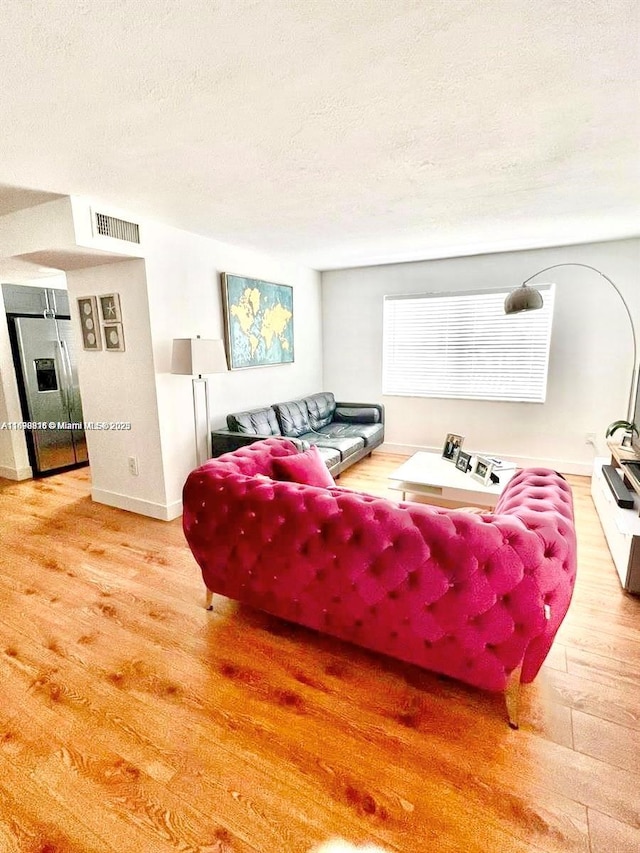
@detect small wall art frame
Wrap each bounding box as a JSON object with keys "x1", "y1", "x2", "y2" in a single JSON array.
[
  {"x1": 77, "y1": 296, "x2": 102, "y2": 351},
  {"x1": 221, "y1": 272, "x2": 294, "y2": 369},
  {"x1": 99, "y1": 293, "x2": 122, "y2": 323},
  {"x1": 103, "y1": 323, "x2": 125, "y2": 352},
  {"x1": 98, "y1": 293, "x2": 125, "y2": 352}
]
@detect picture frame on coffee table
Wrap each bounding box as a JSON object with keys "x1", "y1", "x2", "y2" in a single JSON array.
[
  {"x1": 471, "y1": 455, "x2": 494, "y2": 485},
  {"x1": 442, "y1": 433, "x2": 464, "y2": 461},
  {"x1": 455, "y1": 450, "x2": 472, "y2": 473}
]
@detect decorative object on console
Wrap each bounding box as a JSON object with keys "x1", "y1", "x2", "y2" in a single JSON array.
[
  {"x1": 442, "y1": 433, "x2": 464, "y2": 461},
  {"x1": 171, "y1": 337, "x2": 228, "y2": 466},
  {"x1": 505, "y1": 263, "x2": 638, "y2": 422},
  {"x1": 605, "y1": 419, "x2": 638, "y2": 449},
  {"x1": 77, "y1": 296, "x2": 102, "y2": 350},
  {"x1": 471, "y1": 455, "x2": 494, "y2": 485},
  {"x1": 455, "y1": 449, "x2": 472, "y2": 473},
  {"x1": 221, "y1": 272, "x2": 294, "y2": 370}
]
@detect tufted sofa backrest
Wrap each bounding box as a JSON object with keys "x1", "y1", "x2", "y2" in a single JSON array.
[
  {"x1": 492, "y1": 467, "x2": 576, "y2": 681},
  {"x1": 305, "y1": 392, "x2": 337, "y2": 430},
  {"x1": 198, "y1": 435, "x2": 298, "y2": 477},
  {"x1": 227, "y1": 406, "x2": 282, "y2": 436},
  {"x1": 273, "y1": 399, "x2": 312, "y2": 437},
  {"x1": 184, "y1": 439, "x2": 577, "y2": 692}
]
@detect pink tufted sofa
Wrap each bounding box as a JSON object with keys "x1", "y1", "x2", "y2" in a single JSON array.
[{"x1": 182, "y1": 438, "x2": 577, "y2": 725}]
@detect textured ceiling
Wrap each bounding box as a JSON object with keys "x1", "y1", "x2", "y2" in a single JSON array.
[{"x1": 0, "y1": 0, "x2": 638, "y2": 270}]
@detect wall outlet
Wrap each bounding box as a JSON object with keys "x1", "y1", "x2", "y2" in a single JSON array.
[
  {"x1": 585, "y1": 432, "x2": 597, "y2": 446},
  {"x1": 128, "y1": 455, "x2": 139, "y2": 476}
]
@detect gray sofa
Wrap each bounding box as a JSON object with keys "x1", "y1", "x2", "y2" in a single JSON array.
[{"x1": 211, "y1": 391, "x2": 384, "y2": 475}]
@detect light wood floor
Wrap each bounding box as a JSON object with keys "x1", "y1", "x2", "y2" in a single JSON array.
[{"x1": 1, "y1": 454, "x2": 639, "y2": 853}]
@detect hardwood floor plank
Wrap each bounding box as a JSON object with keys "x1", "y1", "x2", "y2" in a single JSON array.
[
  {"x1": 542, "y1": 642, "x2": 568, "y2": 673},
  {"x1": 543, "y1": 668, "x2": 640, "y2": 729},
  {"x1": 588, "y1": 808, "x2": 640, "y2": 853},
  {"x1": 0, "y1": 753, "x2": 116, "y2": 853},
  {"x1": 565, "y1": 646, "x2": 640, "y2": 689},
  {"x1": 572, "y1": 710, "x2": 640, "y2": 773},
  {"x1": 555, "y1": 620, "x2": 640, "y2": 667}
]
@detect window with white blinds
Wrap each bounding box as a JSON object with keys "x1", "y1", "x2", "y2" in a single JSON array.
[{"x1": 382, "y1": 285, "x2": 555, "y2": 402}]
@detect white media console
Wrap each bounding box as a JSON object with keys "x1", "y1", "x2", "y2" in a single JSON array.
[{"x1": 591, "y1": 443, "x2": 640, "y2": 594}]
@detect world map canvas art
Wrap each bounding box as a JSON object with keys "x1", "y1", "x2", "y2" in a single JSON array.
[{"x1": 221, "y1": 273, "x2": 294, "y2": 369}]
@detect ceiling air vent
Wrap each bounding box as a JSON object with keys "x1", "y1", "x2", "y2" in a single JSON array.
[{"x1": 93, "y1": 211, "x2": 140, "y2": 244}]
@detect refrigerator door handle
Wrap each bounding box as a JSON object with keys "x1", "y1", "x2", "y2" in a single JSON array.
[
  {"x1": 57, "y1": 340, "x2": 71, "y2": 415},
  {"x1": 61, "y1": 339, "x2": 73, "y2": 379},
  {"x1": 43, "y1": 289, "x2": 55, "y2": 319},
  {"x1": 60, "y1": 339, "x2": 81, "y2": 430}
]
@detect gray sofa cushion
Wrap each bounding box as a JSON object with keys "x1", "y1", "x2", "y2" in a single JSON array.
[
  {"x1": 299, "y1": 431, "x2": 364, "y2": 461},
  {"x1": 227, "y1": 407, "x2": 281, "y2": 436},
  {"x1": 312, "y1": 445, "x2": 341, "y2": 469},
  {"x1": 334, "y1": 405, "x2": 380, "y2": 424},
  {"x1": 273, "y1": 399, "x2": 311, "y2": 437},
  {"x1": 316, "y1": 421, "x2": 384, "y2": 448},
  {"x1": 304, "y1": 392, "x2": 336, "y2": 430}
]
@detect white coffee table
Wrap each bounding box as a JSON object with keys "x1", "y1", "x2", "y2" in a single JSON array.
[{"x1": 388, "y1": 451, "x2": 517, "y2": 508}]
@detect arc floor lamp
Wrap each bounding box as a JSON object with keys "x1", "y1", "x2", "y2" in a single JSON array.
[
  {"x1": 171, "y1": 337, "x2": 228, "y2": 466},
  {"x1": 504, "y1": 263, "x2": 638, "y2": 422}
]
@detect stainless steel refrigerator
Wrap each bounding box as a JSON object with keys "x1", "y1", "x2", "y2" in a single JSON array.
[{"x1": 3, "y1": 284, "x2": 88, "y2": 475}]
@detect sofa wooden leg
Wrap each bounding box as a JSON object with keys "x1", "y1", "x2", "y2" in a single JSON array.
[
  {"x1": 505, "y1": 665, "x2": 522, "y2": 729},
  {"x1": 205, "y1": 587, "x2": 214, "y2": 611}
]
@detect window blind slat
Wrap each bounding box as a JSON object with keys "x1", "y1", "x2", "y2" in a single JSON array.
[{"x1": 382, "y1": 286, "x2": 555, "y2": 403}]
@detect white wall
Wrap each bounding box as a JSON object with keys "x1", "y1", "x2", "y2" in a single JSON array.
[
  {"x1": 322, "y1": 239, "x2": 640, "y2": 474},
  {"x1": 65, "y1": 259, "x2": 169, "y2": 517},
  {"x1": 0, "y1": 198, "x2": 76, "y2": 258},
  {"x1": 143, "y1": 223, "x2": 323, "y2": 513}
]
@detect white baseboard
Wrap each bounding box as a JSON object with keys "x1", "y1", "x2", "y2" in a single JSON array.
[
  {"x1": 92, "y1": 488, "x2": 182, "y2": 521},
  {"x1": 379, "y1": 442, "x2": 593, "y2": 477},
  {"x1": 0, "y1": 464, "x2": 33, "y2": 480}
]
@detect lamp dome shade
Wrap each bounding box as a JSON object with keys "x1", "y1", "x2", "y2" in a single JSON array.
[
  {"x1": 171, "y1": 338, "x2": 228, "y2": 375},
  {"x1": 504, "y1": 285, "x2": 544, "y2": 315}
]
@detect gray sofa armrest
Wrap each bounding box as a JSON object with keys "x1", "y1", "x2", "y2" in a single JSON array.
[
  {"x1": 334, "y1": 401, "x2": 385, "y2": 425},
  {"x1": 211, "y1": 429, "x2": 309, "y2": 458}
]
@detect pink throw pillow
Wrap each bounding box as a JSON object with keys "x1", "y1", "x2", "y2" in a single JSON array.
[{"x1": 272, "y1": 446, "x2": 335, "y2": 488}]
